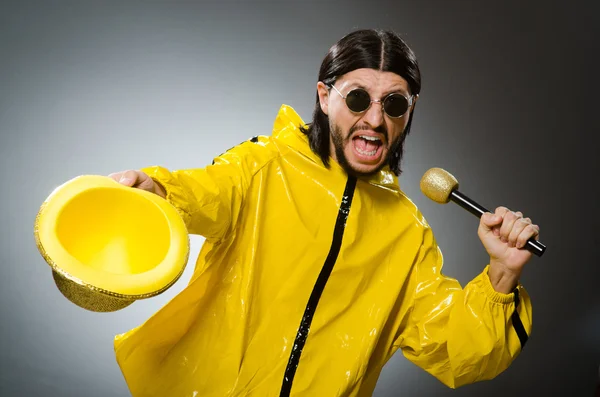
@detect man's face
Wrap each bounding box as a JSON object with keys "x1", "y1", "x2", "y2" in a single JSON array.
[{"x1": 317, "y1": 68, "x2": 416, "y2": 177}]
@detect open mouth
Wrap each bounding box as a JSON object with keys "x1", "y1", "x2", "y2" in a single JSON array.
[{"x1": 351, "y1": 135, "x2": 384, "y2": 162}]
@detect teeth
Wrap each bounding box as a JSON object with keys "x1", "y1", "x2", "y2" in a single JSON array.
[
  {"x1": 360, "y1": 135, "x2": 381, "y2": 142},
  {"x1": 356, "y1": 147, "x2": 377, "y2": 156}
]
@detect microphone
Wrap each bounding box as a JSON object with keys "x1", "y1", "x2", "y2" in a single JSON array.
[{"x1": 419, "y1": 167, "x2": 546, "y2": 257}]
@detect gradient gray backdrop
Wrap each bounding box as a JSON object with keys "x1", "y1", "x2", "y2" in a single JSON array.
[{"x1": 1, "y1": 1, "x2": 598, "y2": 396}]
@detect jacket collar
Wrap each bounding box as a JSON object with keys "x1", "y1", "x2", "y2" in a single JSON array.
[{"x1": 271, "y1": 104, "x2": 401, "y2": 192}]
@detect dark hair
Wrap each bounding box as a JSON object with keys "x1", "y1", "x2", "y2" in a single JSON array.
[{"x1": 300, "y1": 29, "x2": 422, "y2": 176}]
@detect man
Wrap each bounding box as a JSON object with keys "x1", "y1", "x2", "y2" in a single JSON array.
[{"x1": 110, "y1": 29, "x2": 539, "y2": 396}]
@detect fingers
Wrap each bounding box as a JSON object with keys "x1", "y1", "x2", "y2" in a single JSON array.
[
  {"x1": 492, "y1": 206, "x2": 540, "y2": 249},
  {"x1": 498, "y1": 209, "x2": 520, "y2": 243},
  {"x1": 488, "y1": 206, "x2": 508, "y2": 236},
  {"x1": 109, "y1": 170, "x2": 138, "y2": 186},
  {"x1": 515, "y1": 223, "x2": 540, "y2": 248},
  {"x1": 108, "y1": 171, "x2": 124, "y2": 183},
  {"x1": 107, "y1": 170, "x2": 154, "y2": 191},
  {"x1": 507, "y1": 216, "x2": 528, "y2": 246},
  {"x1": 108, "y1": 170, "x2": 136, "y2": 185}
]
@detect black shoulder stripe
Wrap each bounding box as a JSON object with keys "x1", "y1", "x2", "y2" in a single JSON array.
[{"x1": 211, "y1": 136, "x2": 260, "y2": 165}]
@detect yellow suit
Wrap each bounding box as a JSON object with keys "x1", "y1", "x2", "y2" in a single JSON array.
[{"x1": 114, "y1": 105, "x2": 532, "y2": 396}]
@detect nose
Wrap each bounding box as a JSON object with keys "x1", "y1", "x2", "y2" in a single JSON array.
[{"x1": 362, "y1": 101, "x2": 384, "y2": 128}]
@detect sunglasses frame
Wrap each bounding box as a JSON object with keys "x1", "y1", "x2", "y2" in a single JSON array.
[{"x1": 327, "y1": 83, "x2": 414, "y2": 118}]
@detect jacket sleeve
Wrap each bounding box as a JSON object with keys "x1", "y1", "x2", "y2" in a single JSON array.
[
  {"x1": 139, "y1": 140, "x2": 260, "y2": 242},
  {"x1": 395, "y1": 218, "x2": 532, "y2": 389}
]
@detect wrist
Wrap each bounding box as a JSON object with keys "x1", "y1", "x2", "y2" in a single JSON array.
[{"x1": 488, "y1": 260, "x2": 521, "y2": 294}]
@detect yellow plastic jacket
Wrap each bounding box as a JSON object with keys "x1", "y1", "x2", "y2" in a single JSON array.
[{"x1": 114, "y1": 105, "x2": 532, "y2": 397}]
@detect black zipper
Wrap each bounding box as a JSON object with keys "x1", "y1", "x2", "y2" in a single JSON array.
[{"x1": 279, "y1": 176, "x2": 357, "y2": 396}]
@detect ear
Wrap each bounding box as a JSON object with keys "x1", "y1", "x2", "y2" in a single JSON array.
[
  {"x1": 410, "y1": 94, "x2": 419, "y2": 111},
  {"x1": 317, "y1": 81, "x2": 330, "y2": 115}
]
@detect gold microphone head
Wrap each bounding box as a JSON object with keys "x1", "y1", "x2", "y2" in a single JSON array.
[{"x1": 420, "y1": 167, "x2": 459, "y2": 204}]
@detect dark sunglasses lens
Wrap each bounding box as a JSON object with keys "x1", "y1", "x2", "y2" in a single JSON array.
[
  {"x1": 384, "y1": 94, "x2": 409, "y2": 117},
  {"x1": 345, "y1": 89, "x2": 371, "y2": 112}
]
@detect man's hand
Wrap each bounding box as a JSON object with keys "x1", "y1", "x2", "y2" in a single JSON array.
[
  {"x1": 478, "y1": 206, "x2": 540, "y2": 293},
  {"x1": 108, "y1": 170, "x2": 166, "y2": 198}
]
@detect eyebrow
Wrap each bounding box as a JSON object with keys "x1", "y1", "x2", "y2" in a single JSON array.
[{"x1": 347, "y1": 83, "x2": 410, "y2": 97}]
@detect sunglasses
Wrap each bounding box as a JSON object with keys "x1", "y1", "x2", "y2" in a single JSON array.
[{"x1": 328, "y1": 84, "x2": 414, "y2": 118}]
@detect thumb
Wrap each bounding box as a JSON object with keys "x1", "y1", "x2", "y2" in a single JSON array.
[
  {"x1": 479, "y1": 212, "x2": 502, "y2": 234},
  {"x1": 117, "y1": 170, "x2": 139, "y2": 187},
  {"x1": 135, "y1": 172, "x2": 156, "y2": 192}
]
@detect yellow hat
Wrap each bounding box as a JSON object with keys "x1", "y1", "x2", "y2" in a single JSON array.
[{"x1": 34, "y1": 175, "x2": 189, "y2": 312}]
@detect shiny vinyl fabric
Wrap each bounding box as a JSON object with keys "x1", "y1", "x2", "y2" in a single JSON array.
[{"x1": 114, "y1": 105, "x2": 532, "y2": 396}]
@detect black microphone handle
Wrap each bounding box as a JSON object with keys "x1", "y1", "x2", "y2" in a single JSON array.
[{"x1": 450, "y1": 190, "x2": 546, "y2": 257}]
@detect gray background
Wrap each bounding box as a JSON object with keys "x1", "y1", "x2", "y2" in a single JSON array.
[{"x1": 1, "y1": 0, "x2": 598, "y2": 396}]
